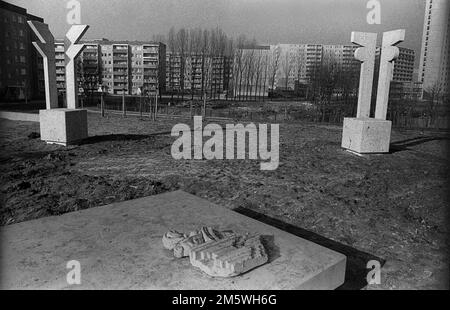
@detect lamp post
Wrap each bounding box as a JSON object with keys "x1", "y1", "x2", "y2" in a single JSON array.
[
  {"x1": 122, "y1": 88, "x2": 126, "y2": 118},
  {"x1": 137, "y1": 87, "x2": 143, "y2": 118},
  {"x1": 154, "y1": 87, "x2": 158, "y2": 121},
  {"x1": 98, "y1": 85, "x2": 106, "y2": 117},
  {"x1": 79, "y1": 87, "x2": 85, "y2": 109}
]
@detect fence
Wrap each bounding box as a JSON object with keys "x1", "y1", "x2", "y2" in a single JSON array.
[{"x1": 83, "y1": 93, "x2": 450, "y2": 130}]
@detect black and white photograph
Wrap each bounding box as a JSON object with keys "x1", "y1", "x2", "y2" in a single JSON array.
[{"x1": 0, "y1": 0, "x2": 448, "y2": 295}]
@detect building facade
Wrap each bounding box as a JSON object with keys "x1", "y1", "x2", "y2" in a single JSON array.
[
  {"x1": 166, "y1": 52, "x2": 231, "y2": 95},
  {"x1": 419, "y1": 0, "x2": 450, "y2": 94},
  {"x1": 269, "y1": 43, "x2": 414, "y2": 93},
  {"x1": 55, "y1": 40, "x2": 166, "y2": 96},
  {"x1": 0, "y1": 1, "x2": 45, "y2": 101}
]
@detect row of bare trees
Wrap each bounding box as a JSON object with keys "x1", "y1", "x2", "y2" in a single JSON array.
[{"x1": 155, "y1": 27, "x2": 236, "y2": 100}]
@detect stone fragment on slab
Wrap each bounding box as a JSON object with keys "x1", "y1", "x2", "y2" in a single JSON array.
[
  {"x1": 342, "y1": 117, "x2": 392, "y2": 153},
  {"x1": 162, "y1": 226, "x2": 233, "y2": 258},
  {"x1": 190, "y1": 234, "x2": 268, "y2": 278},
  {"x1": 39, "y1": 108, "x2": 88, "y2": 146}
]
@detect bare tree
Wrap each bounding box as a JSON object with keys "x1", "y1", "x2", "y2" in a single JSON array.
[
  {"x1": 424, "y1": 82, "x2": 443, "y2": 127},
  {"x1": 176, "y1": 28, "x2": 188, "y2": 100},
  {"x1": 269, "y1": 46, "x2": 281, "y2": 91},
  {"x1": 281, "y1": 50, "x2": 292, "y2": 90}
]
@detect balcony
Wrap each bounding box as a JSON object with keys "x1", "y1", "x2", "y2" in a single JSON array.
[
  {"x1": 113, "y1": 47, "x2": 128, "y2": 54},
  {"x1": 143, "y1": 62, "x2": 158, "y2": 69},
  {"x1": 113, "y1": 63, "x2": 128, "y2": 68},
  {"x1": 113, "y1": 55, "x2": 128, "y2": 61},
  {"x1": 143, "y1": 53, "x2": 158, "y2": 59},
  {"x1": 84, "y1": 62, "x2": 98, "y2": 68}
]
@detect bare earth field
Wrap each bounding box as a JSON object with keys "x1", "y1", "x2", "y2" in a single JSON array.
[{"x1": 0, "y1": 112, "x2": 448, "y2": 290}]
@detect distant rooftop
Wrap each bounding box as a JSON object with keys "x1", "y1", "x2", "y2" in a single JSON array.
[
  {"x1": 0, "y1": 0, "x2": 44, "y2": 22},
  {"x1": 54, "y1": 38, "x2": 164, "y2": 46}
]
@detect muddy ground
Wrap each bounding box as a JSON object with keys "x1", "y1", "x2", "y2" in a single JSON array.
[{"x1": 0, "y1": 112, "x2": 448, "y2": 290}]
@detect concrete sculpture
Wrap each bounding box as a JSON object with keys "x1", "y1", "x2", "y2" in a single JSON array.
[
  {"x1": 28, "y1": 21, "x2": 58, "y2": 109},
  {"x1": 162, "y1": 227, "x2": 268, "y2": 277},
  {"x1": 29, "y1": 23, "x2": 90, "y2": 146},
  {"x1": 65, "y1": 25, "x2": 89, "y2": 109},
  {"x1": 342, "y1": 29, "x2": 405, "y2": 154}
]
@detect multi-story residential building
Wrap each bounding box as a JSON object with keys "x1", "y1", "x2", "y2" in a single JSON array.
[
  {"x1": 183, "y1": 54, "x2": 203, "y2": 92},
  {"x1": 79, "y1": 43, "x2": 101, "y2": 93},
  {"x1": 55, "y1": 40, "x2": 166, "y2": 96},
  {"x1": 166, "y1": 52, "x2": 182, "y2": 92},
  {"x1": 270, "y1": 44, "x2": 360, "y2": 92},
  {"x1": 0, "y1": 1, "x2": 45, "y2": 101},
  {"x1": 166, "y1": 52, "x2": 230, "y2": 95},
  {"x1": 269, "y1": 43, "x2": 414, "y2": 97},
  {"x1": 419, "y1": 0, "x2": 450, "y2": 94},
  {"x1": 54, "y1": 42, "x2": 66, "y2": 93},
  {"x1": 376, "y1": 46, "x2": 417, "y2": 101},
  {"x1": 392, "y1": 47, "x2": 416, "y2": 83}
]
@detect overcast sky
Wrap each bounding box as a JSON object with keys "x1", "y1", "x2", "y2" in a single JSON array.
[{"x1": 10, "y1": 0, "x2": 426, "y2": 60}]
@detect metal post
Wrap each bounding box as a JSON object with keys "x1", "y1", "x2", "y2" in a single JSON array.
[
  {"x1": 101, "y1": 92, "x2": 105, "y2": 117},
  {"x1": 154, "y1": 89, "x2": 158, "y2": 121},
  {"x1": 203, "y1": 93, "x2": 206, "y2": 119},
  {"x1": 122, "y1": 89, "x2": 126, "y2": 118},
  {"x1": 139, "y1": 94, "x2": 143, "y2": 118}
]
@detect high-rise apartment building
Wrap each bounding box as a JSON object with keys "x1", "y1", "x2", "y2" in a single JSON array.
[
  {"x1": 0, "y1": 1, "x2": 45, "y2": 101},
  {"x1": 55, "y1": 40, "x2": 166, "y2": 96},
  {"x1": 166, "y1": 53, "x2": 230, "y2": 94},
  {"x1": 270, "y1": 43, "x2": 414, "y2": 94},
  {"x1": 419, "y1": 0, "x2": 450, "y2": 93}
]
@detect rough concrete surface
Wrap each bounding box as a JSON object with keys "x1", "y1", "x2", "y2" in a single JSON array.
[{"x1": 0, "y1": 190, "x2": 346, "y2": 290}]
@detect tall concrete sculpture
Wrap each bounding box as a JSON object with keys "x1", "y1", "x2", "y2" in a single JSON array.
[
  {"x1": 352, "y1": 32, "x2": 377, "y2": 119},
  {"x1": 375, "y1": 30, "x2": 406, "y2": 120},
  {"x1": 28, "y1": 21, "x2": 58, "y2": 109},
  {"x1": 342, "y1": 29, "x2": 405, "y2": 154},
  {"x1": 65, "y1": 25, "x2": 89, "y2": 109},
  {"x1": 33, "y1": 24, "x2": 90, "y2": 146}
]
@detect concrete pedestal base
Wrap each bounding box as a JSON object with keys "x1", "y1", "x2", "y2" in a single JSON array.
[
  {"x1": 342, "y1": 117, "x2": 392, "y2": 154},
  {"x1": 0, "y1": 191, "x2": 346, "y2": 290},
  {"x1": 39, "y1": 109, "x2": 88, "y2": 146}
]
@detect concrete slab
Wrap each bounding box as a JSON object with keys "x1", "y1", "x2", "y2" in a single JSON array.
[{"x1": 0, "y1": 191, "x2": 346, "y2": 290}]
